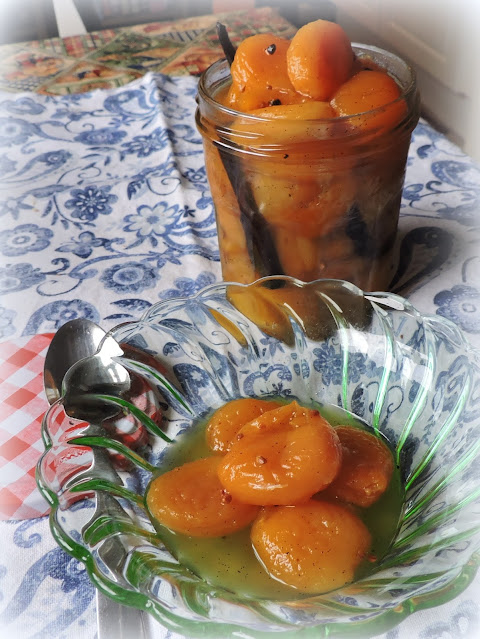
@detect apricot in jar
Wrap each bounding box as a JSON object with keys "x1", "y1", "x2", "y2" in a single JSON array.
[
  {"x1": 146, "y1": 457, "x2": 259, "y2": 537},
  {"x1": 217, "y1": 401, "x2": 342, "y2": 505},
  {"x1": 251, "y1": 500, "x2": 372, "y2": 592},
  {"x1": 286, "y1": 19, "x2": 354, "y2": 101},
  {"x1": 331, "y1": 70, "x2": 406, "y2": 132},
  {"x1": 242, "y1": 101, "x2": 337, "y2": 145},
  {"x1": 228, "y1": 34, "x2": 299, "y2": 110}
]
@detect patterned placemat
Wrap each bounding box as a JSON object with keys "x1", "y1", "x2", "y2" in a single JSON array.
[{"x1": 0, "y1": 6, "x2": 296, "y2": 95}]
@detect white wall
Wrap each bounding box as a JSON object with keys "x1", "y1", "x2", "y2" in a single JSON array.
[{"x1": 334, "y1": 0, "x2": 480, "y2": 163}]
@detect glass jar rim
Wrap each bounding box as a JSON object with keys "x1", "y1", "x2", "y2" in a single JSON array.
[{"x1": 197, "y1": 43, "x2": 418, "y2": 124}]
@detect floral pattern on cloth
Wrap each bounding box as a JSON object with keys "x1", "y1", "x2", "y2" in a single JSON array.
[
  {"x1": 0, "y1": 73, "x2": 479, "y2": 638},
  {"x1": 0, "y1": 73, "x2": 219, "y2": 338}
]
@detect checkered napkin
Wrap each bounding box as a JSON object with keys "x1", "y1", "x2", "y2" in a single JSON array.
[
  {"x1": 0, "y1": 333, "x2": 154, "y2": 520},
  {"x1": 0, "y1": 334, "x2": 53, "y2": 520}
]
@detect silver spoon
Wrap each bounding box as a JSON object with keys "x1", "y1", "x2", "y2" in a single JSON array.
[
  {"x1": 43, "y1": 318, "x2": 148, "y2": 639},
  {"x1": 44, "y1": 318, "x2": 130, "y2": 421}
]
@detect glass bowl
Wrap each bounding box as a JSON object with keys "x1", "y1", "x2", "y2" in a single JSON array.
[{"x1": 37, "y1": 277, "x2": 480, "y2": 638}]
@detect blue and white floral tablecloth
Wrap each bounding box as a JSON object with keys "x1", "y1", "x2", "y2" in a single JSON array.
[{"x1": 0, "y1": 72, "x2": 479, "y2": 639}]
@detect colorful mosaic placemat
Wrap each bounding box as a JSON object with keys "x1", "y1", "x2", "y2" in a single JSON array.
[{"x1": 0, "y1": 6, "x2": 296, "y2": 95}]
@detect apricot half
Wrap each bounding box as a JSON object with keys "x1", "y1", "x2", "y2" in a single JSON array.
[
  {"x1": 251, "y1": 500, "x2": 371, "y2": 592},
  {"x1": 217, "y1": 401, "x2": 342, "y2": 505},
  {"x1": 286, "y1": 19, "x2": 354, "y2": 101},
  {"x1": 228, "y1": 34, "x2": 299, "y2": 110},
  {"x1": 331, "y1": 70, "x2": 406, "y2": 133},
  {"x1": 323, "y1": 426, "x2": 394, "y2": 507},
  {"x1": 146, "y1": 457, "x2": 259, "y2": 537},
  {"x1": 206, "y1": 397, "x2": 283, "y2": 454}
]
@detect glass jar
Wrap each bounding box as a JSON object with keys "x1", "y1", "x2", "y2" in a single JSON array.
[{"x1": 196, "y1": 45, "x2": 420, "y2": 291}]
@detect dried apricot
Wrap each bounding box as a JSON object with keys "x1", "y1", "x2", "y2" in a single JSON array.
[
  {"x1": 228, "y1": 34, "x2": 299, "y2": 111},
  {"x1": 253, "y1": 282, "x2": 343, "y2": 342},
  {"x1": 251, "y1": 170, "x2": 355, "y2": 240},
  {"x1": 226, "y1": 284, "x2": 296, "y2": 344},
  {"x1": 322, "y1": 426, "x2": 394, "y2": 507},
  {"x1": 251, "y1": 500, "x2": 371, "y2": 592},
  {"x1": 206, "y1": 397, "x2": 283, "y2": 454},
  {"x1": 244, "y1": 101, "x2": 337, "y2": 145},
  {"x1": 146, "y1": 457, "x2": 259, "y2": 537},
  {"x1": 226, "y1": 82, "x2": 304, "y2": 112},
  {"x1": 230, "y1": 102, "x2": 345, "y2": 167},
  {"x1": 217, "y1": 401, "x2": 342, "y2": 505},
  {"x1": 331, "y1": 70, "x2": 406, "y2": 133},
  {"x1": 250, "y1": 101, "x2": 336, "y2": 121},
  {"x1": 286, "y1": 19, "x2": 354, "y2": 100},
  {"x1": 274, "y1": 227, "x2": 357, "y2": 282}
]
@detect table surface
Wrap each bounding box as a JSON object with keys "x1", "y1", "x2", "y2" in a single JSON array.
[{"x1": 0, "y1": 6, "x2": 479, "y2": 639}]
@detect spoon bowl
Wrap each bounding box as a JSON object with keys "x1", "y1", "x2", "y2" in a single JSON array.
[
  {"x1": 44, "y1": 318, "x2": 130, "y2": 422},
  {"x1": 43, "y1": 318, "x2": 106, "y2": 405}
]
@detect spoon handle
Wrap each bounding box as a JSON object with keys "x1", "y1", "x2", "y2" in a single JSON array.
[{"x1": 97, "y1": 591, "x2": 148, "y2": 639}]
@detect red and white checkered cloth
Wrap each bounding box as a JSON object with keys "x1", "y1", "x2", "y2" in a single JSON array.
[
  {"x1": 0, "y1": 334, "x2": 54, "y2": 520},
  {"x1": 0, "y1": 333, "x2": 155, "y2": 521}
]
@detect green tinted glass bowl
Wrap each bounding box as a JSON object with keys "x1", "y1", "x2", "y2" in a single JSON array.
[{"x1": 37, "y1": 277, "x2": 480, "y2": 638}]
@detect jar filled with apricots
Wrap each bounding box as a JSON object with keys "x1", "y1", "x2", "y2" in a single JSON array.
[{"x1": 196, "y1": 20, "x2": 420, "y2": 290}]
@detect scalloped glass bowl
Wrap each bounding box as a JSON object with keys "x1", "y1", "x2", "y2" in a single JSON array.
[{"x1": 37, "y1": 277, "x2": 480, "y2": 638}]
